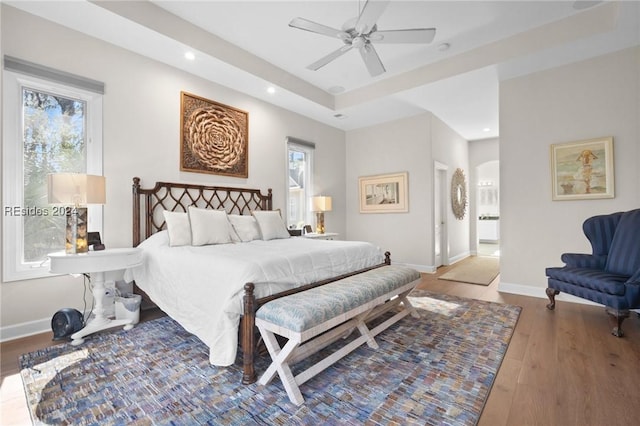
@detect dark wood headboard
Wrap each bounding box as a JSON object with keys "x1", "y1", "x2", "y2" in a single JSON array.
[{"x1": 132, "y1": 177, "x2": 272, "y2": 247}]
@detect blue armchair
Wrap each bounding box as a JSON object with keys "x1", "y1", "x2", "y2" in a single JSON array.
[{"x1": 546, "y1": 208, "x2": 640, "y2": 337}]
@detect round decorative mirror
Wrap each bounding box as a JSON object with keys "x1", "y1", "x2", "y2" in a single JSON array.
[{"x1": 451, "y1": 168, "x2": 467, "y2": 220}]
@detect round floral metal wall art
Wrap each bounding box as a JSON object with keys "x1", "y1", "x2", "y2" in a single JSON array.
[
  {"x1": 451, "y1": 168, "x2": 467, "y2": 220},
  {"x1": 181, "y1": 92, "x2": 248, "y2": 178}
]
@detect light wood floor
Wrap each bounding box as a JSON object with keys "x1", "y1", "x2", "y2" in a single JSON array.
[{"x1": 2, "y1": 257, "x2": 639, "y2": 425}]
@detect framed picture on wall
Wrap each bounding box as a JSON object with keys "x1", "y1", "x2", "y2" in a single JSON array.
[
  {"x1": 358, "y1": 172, "x2": 409, "y2": 213},
  {"x1": 550, "y1": 136, "x2": 614, "y2": 201},
  {"x1": 180, "y1": 91, "x2": 249, "y2": 178}
]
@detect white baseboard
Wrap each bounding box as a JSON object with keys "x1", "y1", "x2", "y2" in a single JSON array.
[
  {"x1": 395, "y1": 262, "x2": 436, "y2": 273},
  {"x1": 449, "y1": 251, "x2": 471, "y2": 265},
  {"x1": 1, "y1": 317, "x2": 51, "y2": 343},
  {"x1": 498, "y1": 281, "x2": 602, "y2": 307},
  {"x1": 397, "y1": 252, "x2": 471, "y2": 274}
]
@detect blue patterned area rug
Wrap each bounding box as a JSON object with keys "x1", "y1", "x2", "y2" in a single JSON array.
[{"x1": 20, "y1": 290, "x2": 520, "y2": 425}]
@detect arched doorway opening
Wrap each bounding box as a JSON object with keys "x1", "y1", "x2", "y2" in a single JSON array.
[{"x1": 476, "y1": 161, "x2": 500, "y2": 257}]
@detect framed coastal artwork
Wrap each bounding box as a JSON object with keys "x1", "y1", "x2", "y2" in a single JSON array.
[
  {"x1": 359, "y1": 172, "x2": 408, "y2": 213},
  {"x1": 550, "y1": 137, "x2": 614, "y2": 201},
  {"x1": 180, "y1": 91, "x2": 249, "y2": 178}
]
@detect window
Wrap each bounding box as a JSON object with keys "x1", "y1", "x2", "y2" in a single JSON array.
[
  {"x1": 2, "y1": 57, "x2": 103, "y2": 281},
  {"x1": 286, "y1": 138, "x2": 314, "y2": 230}
]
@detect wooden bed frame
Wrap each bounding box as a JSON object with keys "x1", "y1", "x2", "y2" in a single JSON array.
[{"x1": 131, "y1": 177, "x2": 389, "y2": 384}]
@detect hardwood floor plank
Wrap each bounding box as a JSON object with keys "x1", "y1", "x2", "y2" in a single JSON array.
[
  {"x1": 477, "y1": 357, "x2": 521, "y2": 426},
  {"x1": 0, "y1": 373, "x2": 32, "y2": 426},
  {"x1": 506, "y1": 384, "x2": 557, "y2": 425}
]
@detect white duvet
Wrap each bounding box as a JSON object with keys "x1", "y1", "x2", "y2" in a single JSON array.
[{"x1": 124, "y1": 231, "x2": 383, "y2": 366}]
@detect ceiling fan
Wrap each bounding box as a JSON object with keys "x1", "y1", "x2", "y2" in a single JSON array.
[{"x1": 289, "y1": 0, "x2": 436, "y2": 77}]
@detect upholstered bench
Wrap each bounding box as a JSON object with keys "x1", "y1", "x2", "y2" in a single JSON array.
[{"x1": 255, "y1": 264, "x2": 421, "y2": 405}]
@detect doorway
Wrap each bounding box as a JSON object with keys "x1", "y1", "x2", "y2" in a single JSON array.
[
  {"x1": 476, "y1": 161, "x2": 500, "y2": 257},
  {"x1": 434, "y1": 162, "x2": 448, "y2": 267}
]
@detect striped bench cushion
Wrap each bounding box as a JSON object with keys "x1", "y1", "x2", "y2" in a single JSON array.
[{"x1": 256, "y1": 265, "x2": 420, "y2": 332}]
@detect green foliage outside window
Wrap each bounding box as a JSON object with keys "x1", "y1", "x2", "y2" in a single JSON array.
[{"x1": 22, "y1": 88, "x2": 86, "y2": 262}]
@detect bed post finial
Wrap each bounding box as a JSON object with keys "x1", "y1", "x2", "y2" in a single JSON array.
[
  {"x1": 242, "y1": 283, "x2": 257, "y2": 384},
  {"x1": 384, "y1": 251, "x2": 391, "y2": 265},
  {"x1": 132, "y1": 177, "x2": 141, "y2": 247}
]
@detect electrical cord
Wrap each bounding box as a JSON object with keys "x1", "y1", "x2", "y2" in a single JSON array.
[{"x1": 82, "y1": 273, "x2": 94, "y2": 326}]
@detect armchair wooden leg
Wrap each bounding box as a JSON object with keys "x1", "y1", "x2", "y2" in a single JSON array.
[
  {"x1": 546, "y1": 288, "x2": 559, "y2": 310},
  {"x1": 606, "y1": 307, "x2": 629, "y2": 337}
]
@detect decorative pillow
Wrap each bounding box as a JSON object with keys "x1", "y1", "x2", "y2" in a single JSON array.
[
  {"x1": 252, "y1": 210, "x2": 291, "y2": 241},
  {"x1": 163, "y1": 210, "x2": 191, "y2": 247},
  {"x1": 228, "y1": 221, "x2": 241, "y2": 243},
  {"x1": 188, "y1": 207, "x2": 232, "y2": 246},
  {"x1": 228, "y1": 214, "x2": 261, "y2": 242}
]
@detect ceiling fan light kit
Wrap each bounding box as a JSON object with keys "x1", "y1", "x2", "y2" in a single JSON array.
[{"x1": 289, "y1": 0, "x2": 436, "y2": 77}]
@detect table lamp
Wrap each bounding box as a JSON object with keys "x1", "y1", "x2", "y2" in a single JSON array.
[
  {"x1": 311, "y1": 196, "x2": 332, "y2": 234},
  {"x1": 47, "y1": 173, "x2": 106, "y2": 254}
]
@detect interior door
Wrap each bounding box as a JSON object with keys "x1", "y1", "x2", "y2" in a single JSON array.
[{"x1": 434, "y1": 163, "x2": 448, "y2": 267}]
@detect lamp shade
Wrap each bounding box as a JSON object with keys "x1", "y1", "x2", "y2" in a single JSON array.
[
  {"x1": 311, "y1": 196, "x2": 332, "y2": 212},
  {"x1": 47, "y1": 173, "x2": 106, "y2": 205}
]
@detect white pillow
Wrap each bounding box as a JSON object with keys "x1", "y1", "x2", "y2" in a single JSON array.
[
  {"x1": 228, "y1": 214, "x2": 261, "y2": 242},
  {"x1": 252, "y1": 210, "x2": 290, "y2": 241},
  {"x1": 163, "y1": 210, "x2": 191, "y2": 247},
  {"x1": 228, "y1": 221, "x2": 241, "y2": 243},
  {"x1": 188, "y1": 207, "x2": 232, "y2": 246}
]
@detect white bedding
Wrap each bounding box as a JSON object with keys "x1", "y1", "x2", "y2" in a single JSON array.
[{"x1": 124, "y1": 231, "x2": 383, "y2": 366}]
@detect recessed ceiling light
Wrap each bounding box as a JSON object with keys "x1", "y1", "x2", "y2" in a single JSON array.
[
  {"x1": 334, "y1": 113, "x2": 347, "y2": 119},
  {"x1": 437, "y1": 43, "x2": 450, "y2": 52},
  {"x1": 184, "y1": 51, "x2": 195, "y2": 61},
  {"x1": 483, "y1": 128, "x2": 491, "y2": 132},
  {"x1": 266, "y1": 86, "x2": 276, "y2": 94}
]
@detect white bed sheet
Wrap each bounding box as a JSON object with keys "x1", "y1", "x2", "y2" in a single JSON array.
[{"x1": 124, "y1": 231, "x2": 383, "y2": 366}]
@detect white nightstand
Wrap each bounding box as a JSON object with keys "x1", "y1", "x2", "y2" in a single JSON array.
[
  {"x1": 303, "y1": 232, "x2": 339, "y2": 240},
  {"x1": 48, "y1": 247, "x2": 143, "y2": 345}
]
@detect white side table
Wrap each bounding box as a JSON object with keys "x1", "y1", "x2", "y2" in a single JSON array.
[
  {"x1": 48, "y1": 247, "x2": 143, "y2": 345},
  {"x1": 303, "y1": 232, "x2": 339, "y2": 240}
]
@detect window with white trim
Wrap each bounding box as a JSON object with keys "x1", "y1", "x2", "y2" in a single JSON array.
[
  {"x1": 2, "y1": 57, "x2": 103, "y2": 281},
  {"x1": 286, "y1": 138, "x2": 314, "y2": 230}
]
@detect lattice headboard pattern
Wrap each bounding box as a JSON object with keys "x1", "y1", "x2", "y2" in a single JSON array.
[{"x1": 132, "y1": 177, "x2": 272, "y2": 246}]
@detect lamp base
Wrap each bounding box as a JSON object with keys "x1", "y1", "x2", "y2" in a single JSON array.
[
  {"x1": 315, "y1": 212, "x2": 325, "y2": 234},
  {"x1": 66, "y1": 207, "x2": 88, "y2": 254}
]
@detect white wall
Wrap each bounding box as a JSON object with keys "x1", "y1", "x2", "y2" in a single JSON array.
[
  {"x1": 0, "y1": 6, "x2": 346, "y2": 338},
  {"x1": 431, "y1": 115, "x2": 470, "y2": 263},
  {"x1": 499, "y1": 46, "x2": 640, "y2": 299},
  {"x1": 345, "y1": 112, "x2": 469, "y2": 271},
  {"x1": 345, "y1": 113, "x2": 431, "y2": 269}
]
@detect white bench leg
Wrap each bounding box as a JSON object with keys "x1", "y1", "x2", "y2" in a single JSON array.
[
  {"x1": 257, "y1": 327, "x2": 305, "y2": 405},
  {"x1": 257, "y1": 327, "x2": 284, "y2": 385},
  {"x1": 399, "y1": 294, "x2": 421, "y2": 318},
  {"x1": 355, "y1": 311, "x2": 379, "y2": 350}
]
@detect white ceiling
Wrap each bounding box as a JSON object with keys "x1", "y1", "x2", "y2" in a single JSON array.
[{"x1": 8, "y1": 1, "x2": 640, "y2": 140}]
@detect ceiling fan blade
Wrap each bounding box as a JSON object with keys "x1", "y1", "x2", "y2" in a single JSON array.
[
  {"x1": 355, "y1": 0, "x2": 390, "y2": 34},
  {"x1": 370, "y1": 28, "x2": 436, "y2": 44},
  {"x1": 359, "y1": 43, "x2": 385, "y2": 77},
  {"x1": 307, "y1": 44, "x2": 354, "y2": 71},
  {"x1": 289, "y1": 17, "x2": 350, "y2": 40}
]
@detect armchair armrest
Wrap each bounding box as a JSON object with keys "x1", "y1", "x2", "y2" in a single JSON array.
[
  {"x1": 561, "y1": 253, "x2": 607, "y2": 269},
  {"x1": 626, "y1": 267, "x2": 640, "y2": 285}
]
